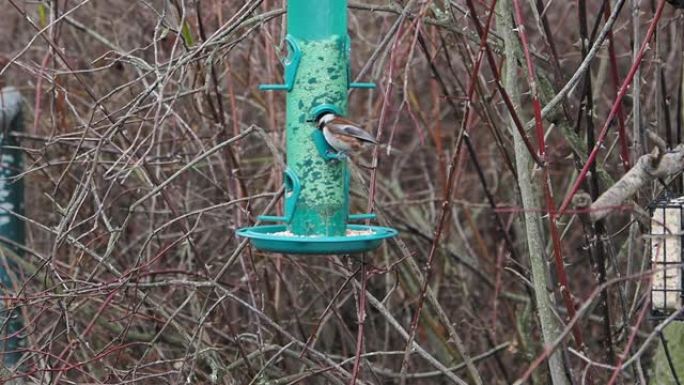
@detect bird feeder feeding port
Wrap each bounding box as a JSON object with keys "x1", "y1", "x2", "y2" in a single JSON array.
[
  {"x1": 650, "y1": 196, "x2": 684, "y2": 319},
  {"x1": 236, "y1": 0, "x2": 397, "y2": 254}
]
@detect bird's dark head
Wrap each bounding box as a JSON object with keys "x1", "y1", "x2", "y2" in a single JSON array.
[
  {"x1": 318, "y1": 113, "x2": 336, "y2": 123},
  {"x1": 312, "y1": 112, "x2": 336, "y2": 129}
]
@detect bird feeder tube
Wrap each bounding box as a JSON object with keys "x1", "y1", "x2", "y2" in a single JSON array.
[
  {"x1": 237, "y1": 0, "x2": 397, "y2": 254},
  {"x1": 0, "y1": 87, "x2": 26, "y2": 368}
]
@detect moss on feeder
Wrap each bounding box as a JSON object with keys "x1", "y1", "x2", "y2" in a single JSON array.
[{"x1": 286, "y1": 36, "x2": 349, "y2": 236}]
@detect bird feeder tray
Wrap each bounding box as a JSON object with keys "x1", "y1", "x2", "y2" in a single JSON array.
[{"x1": 236, "y1": 224, "x2": 397, "y2": 255}]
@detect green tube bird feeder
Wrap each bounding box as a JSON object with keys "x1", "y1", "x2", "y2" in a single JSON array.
[
  {"x1": 0, "y1": 87, "x2": 25, "y2": 368},
  {"x1": 237, "y1": 0, "x2": 397, "y2": 254}
]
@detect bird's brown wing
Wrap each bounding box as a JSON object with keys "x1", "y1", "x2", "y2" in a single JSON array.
[
  {"x1": 328, "y1": 123, "x2": 378, "y2": 144},
  {"x1": 336, "y1": 132, "x2": 367, "y2": 151}
]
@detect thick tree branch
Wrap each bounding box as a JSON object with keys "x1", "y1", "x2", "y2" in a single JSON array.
[{"x1": 588, "y1": 145, "x2": 684, "y2": 222}]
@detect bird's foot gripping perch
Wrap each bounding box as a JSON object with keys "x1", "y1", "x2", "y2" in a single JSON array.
[
  {"x1": 325, "y1": 150, "x2": 348, "y2": 161},
  {"x1": 312, "y1": 129, "x2": 347, "y2": 161}
]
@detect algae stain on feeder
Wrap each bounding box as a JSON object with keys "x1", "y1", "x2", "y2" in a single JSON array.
[{"x1": 236, "y1": 0, "x2": 397, "y2": 254}]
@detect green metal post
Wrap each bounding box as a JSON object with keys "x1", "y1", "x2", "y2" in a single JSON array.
[
  {"x1": 285, "y1": 0, "x2": 350, "y2": 236},
  {"x1": 0, "y1": 87, "x2": 25, "y2": 368}
]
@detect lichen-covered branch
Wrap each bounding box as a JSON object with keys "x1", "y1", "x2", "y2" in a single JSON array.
[
  {"x1": 497, "y1": 1, "x2": 569, "y2": 384},
  {"x1": 590, "y1": 145, "x2": 684, "y2": 222}
]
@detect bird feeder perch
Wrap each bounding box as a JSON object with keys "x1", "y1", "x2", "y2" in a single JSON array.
[
  {"x1": 650, "y1": 195, "x2": 684, "y2": 319},
  {"x1": 237, "y1": 0, "x2": 397, "y2": 254}
]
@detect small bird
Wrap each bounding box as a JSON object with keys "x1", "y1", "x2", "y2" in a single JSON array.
[{"x1": 317, "y1": 113, "x2": 378, "y2": 154}]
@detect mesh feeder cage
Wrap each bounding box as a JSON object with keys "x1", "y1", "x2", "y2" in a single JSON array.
[{"x1": 650, "y1": 195, "x2": 684, "y2": 319}]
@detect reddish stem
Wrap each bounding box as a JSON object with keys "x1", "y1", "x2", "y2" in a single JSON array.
[
  {"x1": 559, "y1": 0, "x2": 668, "y2": 215},
  {"x1": 349, "y1": 261, "x2": 367, "y2": 385},
  {"x1": 33, "y1": 51, "x2": 52, "y2": 134},
  {"x1": 604, "y1": 1, "x2": 631, "y2": 171},
  {"x1": 464, "y1": 0, "x2": 542, "y2": 166},
  {"x1": 398, "y1": 3, "x2": 503, "y2": 383},
  {"x1": 605, "y1": 294, "x2": 650, "y2": 385},
  {"x1": 511, "y1": 0, "x2": 590, "y2": 366},
  {"x1": 509, "y1": 0, "x2": 546, "y2": 157}
]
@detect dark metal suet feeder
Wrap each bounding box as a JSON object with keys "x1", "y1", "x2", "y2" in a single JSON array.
[{"x1": 237, "y1": 0, "x2": 397, "y2": 254}]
